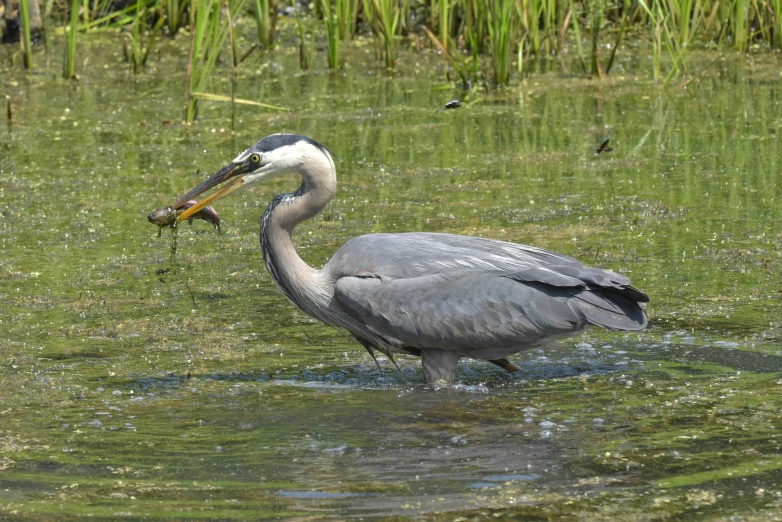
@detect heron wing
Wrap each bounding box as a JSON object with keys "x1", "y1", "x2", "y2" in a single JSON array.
[
  {"x1": 327, "y1": 232, "x2": 648, "y2": 303},
  {"x1": 333, "y1": 270, "x2": 645, "y2": 354}
]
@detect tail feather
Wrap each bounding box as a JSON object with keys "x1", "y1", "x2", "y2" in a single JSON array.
[{"x1": 572, "y1": 288, "x2": 647, "y2": 331}]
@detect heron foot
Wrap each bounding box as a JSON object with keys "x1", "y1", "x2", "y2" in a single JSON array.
[
  {"x1": 429, "y1": 379, "x2": 453, "y2": 389},
  {"x1": 489, "y1": 358, "x2": 521, "y2": 373}
]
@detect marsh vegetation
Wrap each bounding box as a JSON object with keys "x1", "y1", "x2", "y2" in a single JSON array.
[{"x1": 5, "y1": 1, "x2": 782, "y2": 116}]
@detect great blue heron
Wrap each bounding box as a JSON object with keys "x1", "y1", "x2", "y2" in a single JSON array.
[{"x1": 172, "y1": 134, "x2": 648, "y2": 384}]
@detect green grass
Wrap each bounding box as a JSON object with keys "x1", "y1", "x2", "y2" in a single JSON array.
[
  {"x1": 187, "y1": 0, "x2": 248, "y2": 121},
  {"x1": 322, "y1": 0, "x2": 340, "y2": 68},
  {"x1": 165, "y1": 0, "x2": 189, "y2": 34},
  {"x1": 484, "y1": 0, "x2": 515, "y2": 85},
  {"x1": 590, "y1": 0, "x2": 605, "y2": 77},
  {"x1": 774, "y1": 0, "x2": 782, "y2": 49},
  {"x1": 437, "y1": 0, "x2": 450, "y2": 49},
  {"x1": 364, "y1": 0, "x2": 405, "y2": 68},
  {"x1": 337, "y1": 0, "x2": 360, "y2": 40},
  {"x1": 423, "y1": 24, "x2": 478, "y2": 89},
  {"x1": 15, "y1": 0, "x2": 782, "y2": 87},
  {"x1": 253, "y1": 0, "x2": 276, "y2": 48},
  {"x1": 124, "y1": 0, "x2": 165, "y2": 74},
  {"x1": 293, "y1": 0, "x2": 313, "y2": 70}
]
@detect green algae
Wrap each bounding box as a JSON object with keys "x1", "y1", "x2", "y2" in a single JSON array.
[{"x1": 1, "y1": 34, "x2": 782, "y2": 520}]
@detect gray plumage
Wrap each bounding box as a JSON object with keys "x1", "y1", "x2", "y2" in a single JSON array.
[{"x1": 174, "y1": 133, "x2": 649, "y2": 384}]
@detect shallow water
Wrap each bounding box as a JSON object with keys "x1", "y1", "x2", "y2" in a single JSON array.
[{"x1": 1, "y1": 33, "x2": 782, "y2": 520}]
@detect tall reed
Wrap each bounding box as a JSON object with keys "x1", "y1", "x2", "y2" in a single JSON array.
[
  {"x1": 337, "y1": 0, "x2": 360, "y2": 40},
  {"x1": 590, "y1": 0, "x2": 605, "y2": 77},
  {"x1": 25, "y1": 0, "x2": 782, "y2": 91},
  {"x1": 79, "y1": 4, "x2": 137, "y2": 31},
  {"x1": 19, "y1": 0, "x2": 33, "y2": 69},
  {"x1": 568, "y1": 0, "x2": 587, "y2": 71},
  {"x1": 86, "y1": 0, "x2": 116, "y2": 25},
  {"x1": 462, "y1": 0, "x2": 486, "y2": 54},
  {"x1": 732, "y1": 0, "x2": 748, "y2": 51},
  {"x1": 438, "y1": 0, "x2": 451, "y2": 49},
  {"x1": 669, "y1": 0, "x2": 698, "y2": 48},
  {"x1": 519, "y1": 0, "x2": 561, "y2": 56},
  {"x1": 365, "y1": 0, "x2": 405, "y2": 68},
  {"x1": 638, "y1": 0, "x2": 691, "y2": 84},
  {"x1": 321, "y1": 0, "x2": 340, "y2": 68},
  {"x1": 604, "y1": 1, "x2": 628, "y2": 75},
  {"x1": 484, "y1": 0, "x2": 515, "y2": 85},
  {"x1": 253, "y1": 0, "x2": 276, "y2": 48},
  {"x1": 423, "y1": 25, "x2": 478, "y2": 89},
  {"x1": 165, "y1": 0, "x2": 188, "y2": 34},
  {"x1": 63, "y1": 0, "x2": 79, "y2": 79},
  {"x1": 126, "y1": 1, "x2": 165, "y2": 74},
  {"x1": 293, "y1": 0, "x2": 312, "y2": 69},
  {"x1": 773, "y1": 0, "x2": 782, "y2": 49},
  {"x1": 186, "y1": 0, "x2": 248, "y2": 121}
]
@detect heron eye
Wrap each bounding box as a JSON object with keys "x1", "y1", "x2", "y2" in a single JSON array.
[{"x1": 249, "y1": 153, "x2": 261, "y2": 164}]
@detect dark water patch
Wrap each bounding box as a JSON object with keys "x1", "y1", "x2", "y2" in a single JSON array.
[
  {"x1": 629, "y1": 341, "x2": 782, "y2": 374},
  {"x1": 276, "y1": 490, "x2": 360, "y2": 499}
]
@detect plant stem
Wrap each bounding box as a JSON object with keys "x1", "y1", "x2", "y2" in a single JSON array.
[
  {"x1": 63, "y1": 0, "x2": 79, "y2": 79},
  {"x1": 19, "y1": 0, "x2": 33, "y2": 69}
]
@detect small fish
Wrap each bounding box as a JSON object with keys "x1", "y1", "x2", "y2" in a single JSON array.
[
  {"x1": 147, "y1": 206, "x2": 179, "y2": 227},
  {"x1": 147, "y1": 200, "x2": 220, "y2": 231},
  {"x1": 438, "y1": 99, "x2": 462, "y2": 112},
  {"x1": 594, "y1": 137, "x2": 613, "y2": 156}
]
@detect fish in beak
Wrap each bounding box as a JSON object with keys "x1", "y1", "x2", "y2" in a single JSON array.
[{"x1": 173, "y1": 162, "x2": 249, "y2": 222}]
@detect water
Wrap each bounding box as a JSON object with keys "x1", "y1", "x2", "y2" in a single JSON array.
[{"x1": 1, "y1": 36, "x2": 782, "y2": 519}]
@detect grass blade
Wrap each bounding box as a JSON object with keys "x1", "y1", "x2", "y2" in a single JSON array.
[
  {"x1": 19, "y1": 0, "x2": 33, "y2": 69},
  {"x1": 190, "y1": 92, "x2": 290, "y2": 111},
  {"x1": 321, "y1": 0, "x2": 340, "y2": 68},
  {"x1": 63, "y1": 0, "x2": 79, "y2": 79}
]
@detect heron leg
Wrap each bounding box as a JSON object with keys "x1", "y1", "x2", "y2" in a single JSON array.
[
  {"x1": 364, "y1": 346, "x2": 384, "y2": 373},
  {"x1": 384, "y1": 351, "x2": 410, "y2": 385},
  {"x1": 352, "y1": 336, "x2": 410, "y2": 384},
  {"x1": 354, "y1": 337, "x2": 383, "y2": 374},
  {"x1": 489, "y1": 358, "x2": 521, "y2": 373},
  {"x1": 420, "y1": 349, "x2": 460, "y2": 385}
]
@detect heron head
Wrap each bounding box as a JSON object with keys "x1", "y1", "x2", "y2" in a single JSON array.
[{"x1": 173, "y1": 134, "x2": 334, "y2": 222}]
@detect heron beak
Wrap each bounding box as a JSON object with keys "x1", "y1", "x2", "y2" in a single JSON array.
[
  {"x1": 177, "y1": 177, "x2": 244, "y2": 222},
  {"x1": 172, "y1": 162, "x2": 247, "y2": 222}
]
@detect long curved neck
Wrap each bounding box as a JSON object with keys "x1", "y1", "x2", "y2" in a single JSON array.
[{"x1": 260, "y1": 160, "x2": 336, "y2": 314}]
